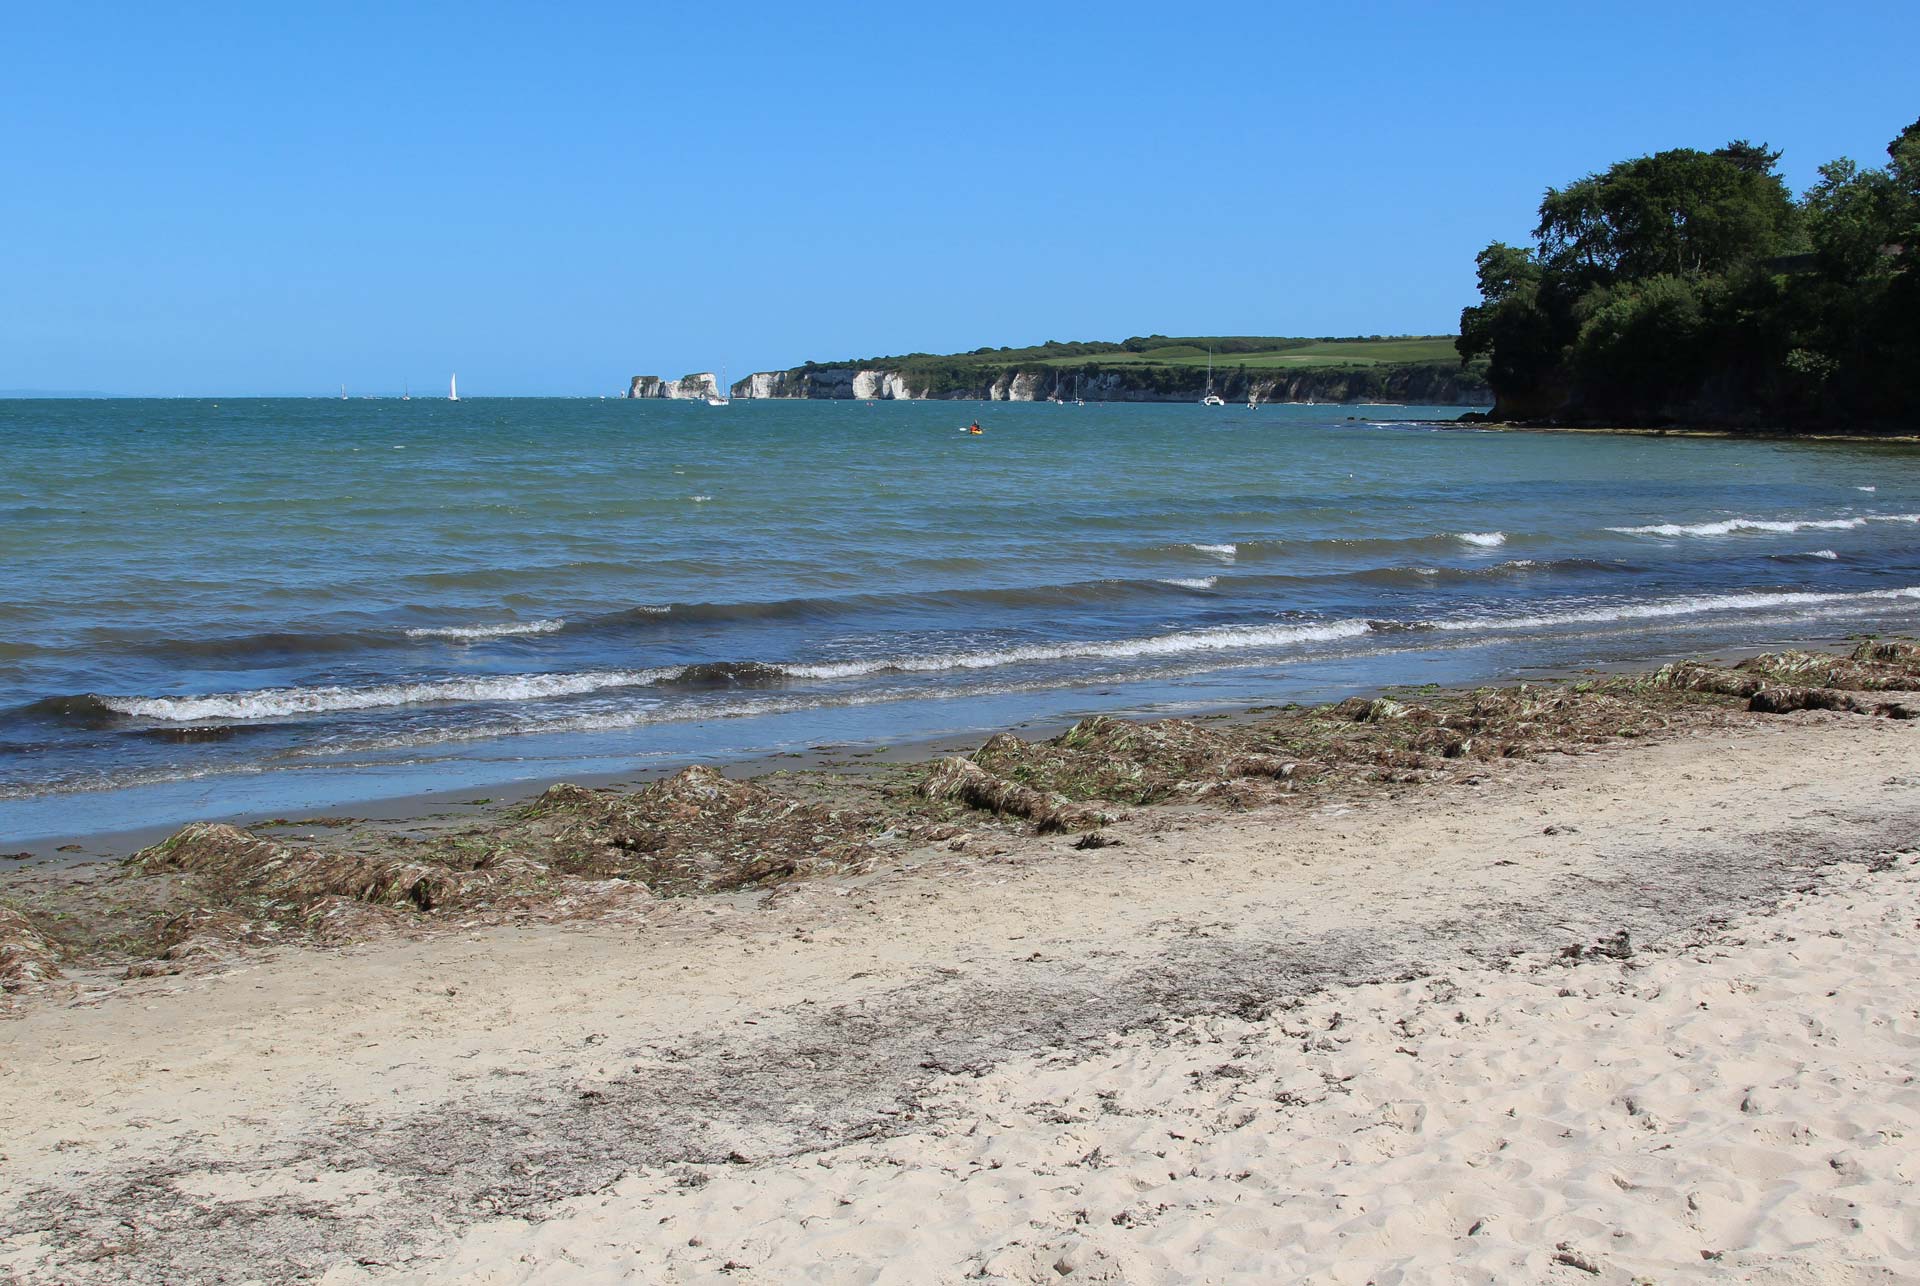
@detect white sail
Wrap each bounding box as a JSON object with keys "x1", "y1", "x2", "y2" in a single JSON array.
[
  {"x1": 449, "y1": 374, "x2": 459, "y2": 402},
  {"x1": 1201, "y1": 349, "x2": 1224, "y2": 406}
]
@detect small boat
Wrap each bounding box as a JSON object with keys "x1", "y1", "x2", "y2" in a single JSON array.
[
  {"x1": 402, "y1": 381, "x2": 411, "y2": 402},
  {"x1": 1200, "y1": 348, "x2": 1225, "y2": 406},
  {"x1": 1247, "y1": 392, "x2": 1259, "y2": 410},
  {"x1": 340, "y1": 383, "x2": 348, "y2": 400},
  {"x1": 705, "y1": 367, "x2": 730, "y2": 406},
  {"x1": 449, "y1": 374, "x2": 460, "y2": 402}
]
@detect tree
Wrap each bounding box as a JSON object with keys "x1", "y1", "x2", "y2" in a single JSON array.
[
  {"x1": 1459, "y1": 120, "x2": 1916, "y2": 430},
  {"x1": 1804, "y1": 158, "x2": 1900, "y2": 282},
  {"x1": 1458, "y1": 242, "x2": 1575, "y2": 418},
  {"x1": 1535, "y1": 145, "x2": 1797, "y2": 283}
]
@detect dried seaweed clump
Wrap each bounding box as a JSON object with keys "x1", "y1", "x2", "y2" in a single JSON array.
[
  {"x1": 920, "y1": 714, "x2": 1302, "y2": 826},
  {"x1": 979, "y1": 715, "x2": 1302, "y2": 805},
  {"x1": 0, "y1": 905, "x2": 61, "y2": 994},
  {"x1": 1852, "y1": 639, "x2": 1920, "y2": 666},
  {"x1": 1645, "y1": 653, "x2": 1920, "y2": 719},
  {"x1": 137, "y1": 822, "x2": 548, "y2": 916},
  {"x1": 131, "y1": 821, "x2": 574, "y2": 950},
  {"x1": 920, "y1": 755, "x2": 1112, "y2": 833},
  {"x1": 1739, "y1": 649, "x2": 1920, "y2": 692},
  {"x1": 125, "y1": 907, "x2": 272, "y2": 979},
  {"x1": 1315, "y1": 684, "x2": 1683, "y2": 776},
  {"x1": 520, "y1": 765, "x2": 875, "y2": 895}
]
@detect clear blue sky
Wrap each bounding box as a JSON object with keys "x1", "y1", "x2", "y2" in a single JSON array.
[{"x1": 5, "y1": 1, "x2": 1916, "y2": 395}]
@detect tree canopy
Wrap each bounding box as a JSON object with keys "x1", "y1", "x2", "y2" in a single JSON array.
[{"x1": 1460, "y1": 120, "x2": 1920, "y2": 429}]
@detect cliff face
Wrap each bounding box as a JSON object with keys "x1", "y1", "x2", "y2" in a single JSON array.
[
  {"x1": 737, "y1": 369, "x2": 927, "y2": 399},
  {"x1": 734, "y1": 364, "x2": 1489, "y2": 405},
  {"x1": 627, "y1": 373, "x2": 722, "y2": 400}
]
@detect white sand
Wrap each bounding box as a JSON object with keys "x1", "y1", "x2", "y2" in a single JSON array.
[
  {"x1": 337, "y1": 856, "x2": 1920, "y2": 1285},
  {"x1": 2, "y1": 714, "x2": 1917, "y2": 1283}
]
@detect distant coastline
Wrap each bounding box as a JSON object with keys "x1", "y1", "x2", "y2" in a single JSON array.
[{"x1": 625, "y1": 335, "x2": 1494, "y2": 405}]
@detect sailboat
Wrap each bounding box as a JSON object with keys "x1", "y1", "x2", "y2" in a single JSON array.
[
  {"x1": 340, "y1": 383, "x2": 348, "y2": 400},
  {"x1": 705, "y1": 368, "x2": 729, "y2": 407},
  {"x1": 449, "y1": 374, "x2": 460, "y2": 402},
  {"x1": 1200, "y1": 349, "x2": 1225, "y2": 406},
  {"x1": 402, "y1": 381, "x2": 411, "y2": 401}
]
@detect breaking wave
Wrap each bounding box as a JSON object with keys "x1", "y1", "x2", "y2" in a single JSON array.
[
  {"x1": 1432, "y1": 585, "x2": 1920, "y2": 633},
  {"x1": 403, "y1": 619, "x2": 566, "y2": 640},
  {"x1": 20, "y1": 585, "x2": 1920, "y2": 728},
  {"x1": 89, "y1": 669, "x2": 675, "y2": 722},
  {"x1": 1457, "y1": 531, "x2": 1507, "y2": 547},
  {"x1": 1609, "y1": 514, "x2": 1920, "y2": 538}
]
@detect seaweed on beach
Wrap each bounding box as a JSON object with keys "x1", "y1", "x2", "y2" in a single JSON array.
[
  {"x1": 1851, "y1": 639, "x2": 1920, "y2": 666},
  {"x1": 0, "y1": 905, "x2": 62, "y2": 995},
  {"x1": 1739, "y1": 648, "x2": 1920, "y2": 692},
  {"x1": 514, "y1": 764, "x2": 876, "y2": 895},
  {"x1": 917, "y1": 684, "x2": 1698, "y2": 823},
  {"x1": 0, "y1": 765, "x2": 884, "y2": 990},
  {"x1": 1640, "y1": 646, "x2": 1920, "y2": 719},
  {"x1": 5, "y1": 645, "x2": 1916, "y2": 1001},
  {"x1": 1298, "y1": 683, "x2": 1700, "y2": 776}
]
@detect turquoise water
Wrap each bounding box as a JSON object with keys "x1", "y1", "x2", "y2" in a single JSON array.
[{"x1": 3, "y1": 396, "x2": 1918, "y2": 842}]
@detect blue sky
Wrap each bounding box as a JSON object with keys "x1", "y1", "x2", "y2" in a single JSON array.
[{"x1": 5, "y1": 1, "x2": 1916, "y2": 395}]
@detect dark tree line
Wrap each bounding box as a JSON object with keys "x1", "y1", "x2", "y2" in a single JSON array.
[{"x1": 1459, "y1": 118, "x2": 1920, "y2": 429}]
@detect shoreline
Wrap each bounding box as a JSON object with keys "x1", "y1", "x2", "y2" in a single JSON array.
[
  {"x1": 1, "y1": 658, "x2": 1915, "y2": 1281},
  {"x1": 1, "y1": 635, "x2": 1847, "y2": 869},
  {"x1": 1416, "y1": 416, "x2": 1920, "y2": 444}
]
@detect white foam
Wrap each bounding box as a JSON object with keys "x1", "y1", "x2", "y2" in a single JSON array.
[
  {"x1": 1609, "y1": 514, "x2": 1920, "y2": 537},
  {"x1": 1457, "y1": 531, "x2": 1506, "y2": 547},
  {"x1": 1807, "y1": 550, "x2": 1840, "y2": 560},
  {"x1": 1188, "y1": 543, "x2": 1237, "y2": 562},
  {"x1": 1436, "y1": 585, "x2": 1920, "y2": 634},
  {"x1": 403, "y1": 619, "x2": 566, "y2": 640},
  {"x1": 690, "y1": 495, "x2": 713, "y2": 502},
  {"x1": 1157, "y1": 577, "x2": 1219, "y2": 590},
  {"x1": 784, "y1": 619, "x2": 1375, "y2": 681},
  {"x1": 103, "y1": 669, "x2": 673, "y2": 722},
  {"x1": 1858, "y1": 486, "x2": 1877, "y2": 492}
]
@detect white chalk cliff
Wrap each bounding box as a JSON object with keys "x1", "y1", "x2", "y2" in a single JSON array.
[{"x1": 627, "y1": 373, "x2": 722, "y2": 400}]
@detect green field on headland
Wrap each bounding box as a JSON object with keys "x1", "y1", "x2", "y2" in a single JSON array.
[
  {"x1": 1036, "y1": 336, "x2": 1461, "y2": 369},
  {"x1": 745, "y1": 334, "x2": 1489, "y2": 403},
  {"x1": 825, "y1": 334, "x2": 1460, "y2": 373}
]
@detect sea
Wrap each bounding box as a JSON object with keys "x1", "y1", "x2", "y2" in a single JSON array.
[{"x1": 3, "y1": 396, "x2": 1917, "y2": 845}]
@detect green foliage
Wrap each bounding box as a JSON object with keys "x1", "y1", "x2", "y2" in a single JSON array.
[
  {"x1": 1461, "y1": 118, "x2": 1920, "y2": 429},
  {"x1": 1805, "y1": 157, "x2": 1902, "y2": 282},
  {"x1": 1571, "y1": 276, "x2": 1715, "y2": 418},
  {"x1": 1535, "y1": 144, "x2": 1800, "y2": 282},
  {"x1": 797, "y1": 335, "x2": 1465, "y2": 391}
]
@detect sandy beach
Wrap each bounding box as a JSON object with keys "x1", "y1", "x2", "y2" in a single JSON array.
[
  {"x1": 3, "y1": 649, "x2": 1919, "y2": 1283},
  {"x1": 10, "y1": 8, "x2": 1920, "y2": 1283}
]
